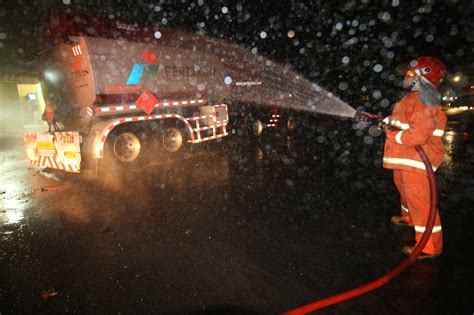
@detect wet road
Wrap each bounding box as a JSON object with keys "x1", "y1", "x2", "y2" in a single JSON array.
[{"x1": 1, "y1": 110, "x2": 473, "y2": 314}]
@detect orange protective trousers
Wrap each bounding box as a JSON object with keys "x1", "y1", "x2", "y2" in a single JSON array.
[{"x1": 393, "y1": 169, "x2": 443, "y2": 255}]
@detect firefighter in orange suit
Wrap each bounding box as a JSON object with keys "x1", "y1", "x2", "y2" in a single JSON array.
[
  {"x1": 42, "y1": 100, "x2": 59, "y2": 131},
  {"x1": 383, "y1": 56, "x2": 447, "y2": 259}
]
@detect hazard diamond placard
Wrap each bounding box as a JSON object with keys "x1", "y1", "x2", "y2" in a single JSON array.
[{"x1": 136, "y1": 89, "x2": 158, "y2": 114}]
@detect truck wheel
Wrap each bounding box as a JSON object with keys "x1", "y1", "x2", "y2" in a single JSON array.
[
  {"x1": 162, "y1": 126, "x2": 183, "y2": 152},
  {"x1": 250, "y1": 119, "x2": 263, "y2": 137},
  {"x1": 112, "y1": 132, "x2": 141, "y2": 162}
]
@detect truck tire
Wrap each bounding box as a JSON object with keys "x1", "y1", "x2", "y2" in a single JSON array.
[
  {"x1": 162, "y1": 126, "x2": 184, "y2": 152},
  {"x1": 112, "y1": 131, "x2": 142, "y2": 162}
]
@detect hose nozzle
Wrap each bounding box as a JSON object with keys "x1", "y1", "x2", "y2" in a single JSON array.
[{"x1": 353, "y1": 111, "x2": 382, "y2": 129}]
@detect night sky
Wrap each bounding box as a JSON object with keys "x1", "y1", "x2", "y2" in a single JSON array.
[{"x1": 0, "y1": 0, "x2": 473, "y2": 112}]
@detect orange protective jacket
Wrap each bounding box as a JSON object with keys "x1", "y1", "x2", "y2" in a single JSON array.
[
  {"x1": 42, "y1": 101, "x2": 55, "y2": 125},
  {"x1": 383, "y1": 91, "x2": 447, "y2": 175}
]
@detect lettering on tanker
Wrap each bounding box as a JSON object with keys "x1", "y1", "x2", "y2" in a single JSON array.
[{"x1": 163, "y1": 65, "x2": 220, "y2": 78}]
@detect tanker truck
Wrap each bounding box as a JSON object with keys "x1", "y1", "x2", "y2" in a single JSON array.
[{"x1": 24, "y1": 13, "x2": 299, "y2": 173}]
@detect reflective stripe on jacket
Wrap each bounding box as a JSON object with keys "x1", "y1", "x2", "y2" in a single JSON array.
[{"x1": 383, "y1": 91, "x2": 447, "y2": 175}]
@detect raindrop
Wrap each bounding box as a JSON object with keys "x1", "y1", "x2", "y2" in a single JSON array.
[
  {"x1": 198, "y1": 0, "x2": 204, "y2": 6},
  {"x1": 63, "y1": 0, "x2": 70, "y2": 4},
  {"x1": 425, "y1": 34, "x2": 434, "y2": 42},
  {"x1": 364, "y1": 136, "x2": 374, "y2": 145},
  {"x1": 221, "y1": 6, "x2": 228, "y2": 14},
  {"x1": 154, "y1": 31, "x2": 161, "y2": 39},
  {"x1": 379, "y1": 12, "x2": 391, "y2": 21},
  {"x1": 338, "y1": 82, "x2": 349, "y2": 91},
  {"x1": 260, "y1": 31, "x2": 267, "y2": 39},
  {"x1": 251, "y1": 47, "x2": 258, "y2": 54},
  {"x1": 387, "y1": 51, "x2": 395, "y2": 59},
  {"x1": 287, "y1": 30, "x2": 295, "y2": 38},
  {"x1": 342, "y1": 56, "x2": 350, "y2": 64},
  {"x1": 368, "y1": 126, "x2": 382, "y2": 137},
  {"x1": 0, "y1": 33, "x2": 6, "y2": 40},
  {"x1": 161, "y1": 18, "x2": 168, "y2": 25},
  {"x1": 355, "y1": 181, "x2": 364, "y2": 189},
  {"x1": 373, "y1": 90, "x2": 382, "y2": 99},
  {"x1": 373, "y1": 64, "x2": 383, "y2": 72},
  {"x1": 352, "y1": 20, "x2": 359, "y2": 27},
  {"x1": 380, "y1": 99, "x2": 390, "y2": 108},
  {"x1": 392, "y1": 0, "x2": 400, "y2": 6},
  {"x1": 312, "y1": 84, "x2": 322, "y2": 92},
  {"x1": 224, "y1": 76, "x2": 232, "y2": 84},
  {"x1": 335, "y1": 22, "x2": 343, "y2": 30}
]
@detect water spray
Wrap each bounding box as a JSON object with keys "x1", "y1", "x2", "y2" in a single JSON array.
[{"x1": 281, "y1": 119, "x2": 439, "y2": 314}]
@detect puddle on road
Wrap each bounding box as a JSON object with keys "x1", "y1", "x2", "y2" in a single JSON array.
[{"x1": 0, "y1": 182, "x2": 31, "y2": 226}]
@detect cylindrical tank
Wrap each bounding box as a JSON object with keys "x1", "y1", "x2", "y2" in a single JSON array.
[{"x1": 38, "y1": 13, "x2": 325, "y2": 130}]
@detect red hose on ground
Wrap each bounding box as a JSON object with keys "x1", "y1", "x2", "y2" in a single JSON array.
[{"x1": 281, "y1": 145, "x2": 438, "y2": 315}]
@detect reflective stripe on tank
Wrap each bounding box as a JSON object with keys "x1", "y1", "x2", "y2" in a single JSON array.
[
  {"x1": 401, "y1": 205, "x2": 409, "y2": 213},
  {"x1": 383, "y1": 157, "x2": 437, "y2": 171},
  {"x1": 414, "y1": 225, "x2": 442, "y2": 233}
]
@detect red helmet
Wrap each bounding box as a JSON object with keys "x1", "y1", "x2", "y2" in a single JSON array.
[{"x1": 406, "y1": 56, "x2": 446, "y2": 87}]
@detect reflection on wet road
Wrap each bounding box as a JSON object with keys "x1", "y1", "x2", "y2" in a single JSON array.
[{"x1": 1, "y1": 112, "x2": 473, "y2": 314}]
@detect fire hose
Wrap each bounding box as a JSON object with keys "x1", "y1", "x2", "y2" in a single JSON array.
[{"x1": 281, "y1": 116, "x2": 439, "y2": 315}]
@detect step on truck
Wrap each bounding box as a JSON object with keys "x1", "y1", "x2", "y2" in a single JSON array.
[{"x1": 24, "y1": 13, "x2": 299, "y2": 173}]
